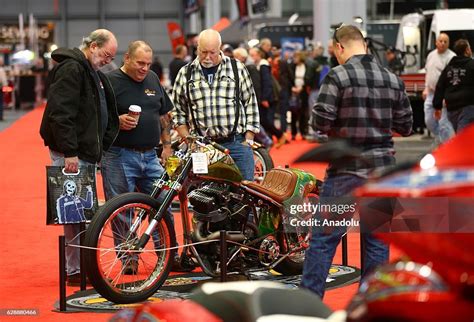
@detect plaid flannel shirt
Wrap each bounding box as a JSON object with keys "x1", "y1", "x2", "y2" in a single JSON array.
[
  {"x1": 312, "y1": 54, "x2": 413, "y2": 178},
  {"x1": 171, "y1": 54, "x2": 259, "y2": 138}
]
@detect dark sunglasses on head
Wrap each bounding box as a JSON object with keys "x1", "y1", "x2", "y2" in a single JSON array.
[
  {"x1": 333, "y1": 24, "x2": 365, "y2": 48},
  {"x1": 333, "y1": 23, "x2": 345, "y2": 44}
]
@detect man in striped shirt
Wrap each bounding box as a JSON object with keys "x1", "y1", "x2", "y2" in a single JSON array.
[
  {"x1": 302, "y1": 25, "x2": 413, "y2": 298},
  {"x1": 172, "y1": 29, "x2": 259, "y2": 180}
]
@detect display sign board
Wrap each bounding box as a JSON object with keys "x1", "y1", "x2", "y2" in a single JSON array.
[
  {"x1": 0, "y1": 23, "x2": 55, "y2": 46},
  {"x1": 257, "y1": 24, "x2": 313, "y2": 48}
]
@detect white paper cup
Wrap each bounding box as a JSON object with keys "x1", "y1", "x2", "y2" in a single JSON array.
[{"x1": 128, "y1": 105, "x2": 141, "y2": 122}]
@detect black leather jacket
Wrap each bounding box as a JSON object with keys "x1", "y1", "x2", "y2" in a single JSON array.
[{"x1": 40, "y1": 48, "x2": 119, "y2": 163}]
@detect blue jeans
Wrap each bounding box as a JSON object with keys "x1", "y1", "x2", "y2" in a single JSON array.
[
  {"x1": 447, "y1": 105, "x2": 474, "y2": 133},
  {"x1": 101, "y1": 147, "x2": 167, "y2": 197},
  {"x1": 50, "y1": 150, "x2": 96, "y2": 276},
  {"x1": 220, "y1": 136, "x2": 255, "y2": 181},
  {"x1": 301, "y1": 174, "x2": 389, "y2": 298},
  {"x1": 101, "y1": 147, "x2": 176, "y2": 262},
  {"x1": 424, "y1": 92, "x2": 454, "y2": 143}
]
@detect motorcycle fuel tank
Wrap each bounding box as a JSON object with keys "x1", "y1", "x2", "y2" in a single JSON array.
[{"x1": 199, "y1": 145, "x2": 243, "y2": 183}]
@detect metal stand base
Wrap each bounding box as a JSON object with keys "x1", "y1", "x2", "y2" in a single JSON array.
[
  {"x1": 59, "y1": 235, "x2": 66, "y2": 312},
  {"x1": 58, "y1": 225, "x2": 88, "y2": 312},
  {"x1": 341, "y1": 234, "x2": 348, "y2": 266}
]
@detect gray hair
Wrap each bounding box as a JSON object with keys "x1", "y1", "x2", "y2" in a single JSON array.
[
  {"x1": 233, "y1": 47, "x2": 248, "y2": 59},
  {"x1": 126, "y1": 40, "x2": 153, "y2": 58},
  {"x1": 80, "y1": 29, "x2": 112, "y2": 49}
]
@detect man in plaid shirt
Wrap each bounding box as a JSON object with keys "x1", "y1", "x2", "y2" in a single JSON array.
[
  {"x1": 301, "y1": 25, "x2": 413, "y2": 298},
  {"x1": 172, "y1": 29, "x2": 259, "y2": 180}
]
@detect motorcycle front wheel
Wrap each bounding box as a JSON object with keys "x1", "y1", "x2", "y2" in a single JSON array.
[
  {"x1": 253, "y1": 147, "x2": 274, "y2": 183},
  {"x1": 84, "y1": 192, "x2": 175, "y2": 304}
]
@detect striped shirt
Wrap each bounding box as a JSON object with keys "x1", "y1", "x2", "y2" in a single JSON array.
[
  {"x1": 171, "y1": 54, "x2": 260, "y2": 138},
  {"x1": 312, "y1": 54, "x2": 413, "y2": 178}
]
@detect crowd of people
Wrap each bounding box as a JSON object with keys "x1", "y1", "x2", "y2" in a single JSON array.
[
  {"x1": 37, "y1": 24, "x2": 473, "y2": 295},
  {"x1": 218, "y1": 37, "x2": 340, "y2": 146}
]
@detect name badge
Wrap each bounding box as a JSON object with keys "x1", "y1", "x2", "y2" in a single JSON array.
[{"x1": 192, "y1": 153, "x2": 208, "y2": 174}]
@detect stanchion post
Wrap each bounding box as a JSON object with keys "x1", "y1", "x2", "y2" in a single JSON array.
[
  {"x1": 80, "y1": 222, "x2": 86, "y2": 291},
  {"x1": 342, "y1": 234, "x2": 348, "y2": 266},
  {"x1": 219, "y1": 230, "x2": 227, "y2": 282},
  {"x1": 59, "y1": 235, "x2": 67, "y2": 312}
]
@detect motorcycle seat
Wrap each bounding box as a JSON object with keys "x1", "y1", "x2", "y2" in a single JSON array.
[{"x1": 242, "y1": 168, "x2": 298, "y2": 203}]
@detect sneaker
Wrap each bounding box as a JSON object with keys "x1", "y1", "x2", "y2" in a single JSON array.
[{"x1": 123, "y1": 261, "x2": 139, "y2": 275}]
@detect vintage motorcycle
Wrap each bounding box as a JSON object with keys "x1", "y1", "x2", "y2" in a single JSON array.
[{"x1": 84, "y1": 135, "x2": 319, "y2": 304}]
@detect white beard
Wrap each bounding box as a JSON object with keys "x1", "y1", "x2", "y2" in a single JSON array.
[{"x1": 201, "y1": 60, "x2": 215, "y2": 68}]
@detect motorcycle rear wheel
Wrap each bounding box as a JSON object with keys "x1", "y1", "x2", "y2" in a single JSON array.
[
  {"x1": 274, "y1": 231, "x2": 309, "y2": 275},
  {"x1": 274, "y1": 193, "x2": 318, "y2": 275},
  {"x1": 253, "y1": 147, "x2": 274, "y2": 183},
  {"x1": 84, "y1": 192, "x2": 175, "y2": 304}
]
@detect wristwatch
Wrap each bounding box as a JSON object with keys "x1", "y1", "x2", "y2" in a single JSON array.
[{"x1": 246, "y1": 139, "x2": 254, "y2": 146}]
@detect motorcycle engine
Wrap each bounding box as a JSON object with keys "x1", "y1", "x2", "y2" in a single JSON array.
[{"x1": 188, "y1": 183, "x2": 249, "y2": 232}]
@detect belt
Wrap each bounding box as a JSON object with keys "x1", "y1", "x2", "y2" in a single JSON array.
[{"x1": 212, "y1": 134, "x2": 243, "y2": 144}]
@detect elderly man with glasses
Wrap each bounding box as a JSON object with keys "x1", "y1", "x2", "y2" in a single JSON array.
[
  {"x1": 301, "y1": 25, "x2": 413, "y2": 298},
  {"x1": 40, "y1": 29, "x2": 120, "y2": 286}
]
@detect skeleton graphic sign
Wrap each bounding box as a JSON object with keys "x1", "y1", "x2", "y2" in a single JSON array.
[{"x1": 46, "y1": 166, "x2": 98, "y2": 225}]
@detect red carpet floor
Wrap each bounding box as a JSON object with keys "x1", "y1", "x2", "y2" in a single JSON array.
[{"x1": 0, "y1": 106, "x2": 400, "y2": 321}]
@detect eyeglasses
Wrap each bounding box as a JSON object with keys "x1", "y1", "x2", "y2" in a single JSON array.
[
  {"x1": 99, "y1": 48, "x2": 115, "y2": 62},
  {"x1": 92, "y1": 41, "x2": 115, "y2": 62}
]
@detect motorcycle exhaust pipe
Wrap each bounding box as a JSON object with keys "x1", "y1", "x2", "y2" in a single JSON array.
[{"x1": 193, "y1": 221, "x2": 246, "y2": 242}]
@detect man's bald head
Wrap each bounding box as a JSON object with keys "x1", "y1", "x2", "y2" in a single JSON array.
[
  {"x1": 436, "y1": 33, "x2": 450, "y2": 54},
  {"x1": 197, "y1": 29, "x2": 222, "y2": 68},
  {"x1": 198, "y1": 29, "x2": 222, "y2": 50}
]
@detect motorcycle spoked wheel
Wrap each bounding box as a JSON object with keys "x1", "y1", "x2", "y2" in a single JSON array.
[
  {"x1": 253, "y1": 147, "x2": 274, "y2": 183},
  {"x1": 274, "y1": 193, "x2": 318, "y2": 275},
  {"x1": 274, "y1": 230, "x2": 309, "y2": 275},
  {"x1": 84, "y1": 192, "x2": 175, "y2": 304}
]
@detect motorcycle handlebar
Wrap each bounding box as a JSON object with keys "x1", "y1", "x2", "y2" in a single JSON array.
[{"x1": 183, "y1": 135, "x2": 230, "y2": 155}]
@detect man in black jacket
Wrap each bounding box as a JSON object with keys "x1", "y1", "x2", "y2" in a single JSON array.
[
  {"x1": 433, "y1": 39, "x2": 474, "y2": 133},
  {"x1": 168, "y1": 45, "x2": 188, "y2": 86},
  {"x1": 40, "y1": 29, "x2": 119, "y2": 285}
]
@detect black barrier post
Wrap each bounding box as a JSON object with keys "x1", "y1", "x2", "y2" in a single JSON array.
[
  {"x1": 341, "y1": 234, "x2": 348, "y2": 266},
  {"x1": 220, "y1": 231, "x2": 227, "y2": 282},
  {"x1": 80, "y1": 222, "x2": 87, "y2": 291},
  {"x1": 59, "y1": 235, "x2": 67, "y2": 312},
  {"x1": 360, "y1": 235, "x2": 365, "y2": 273}
]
